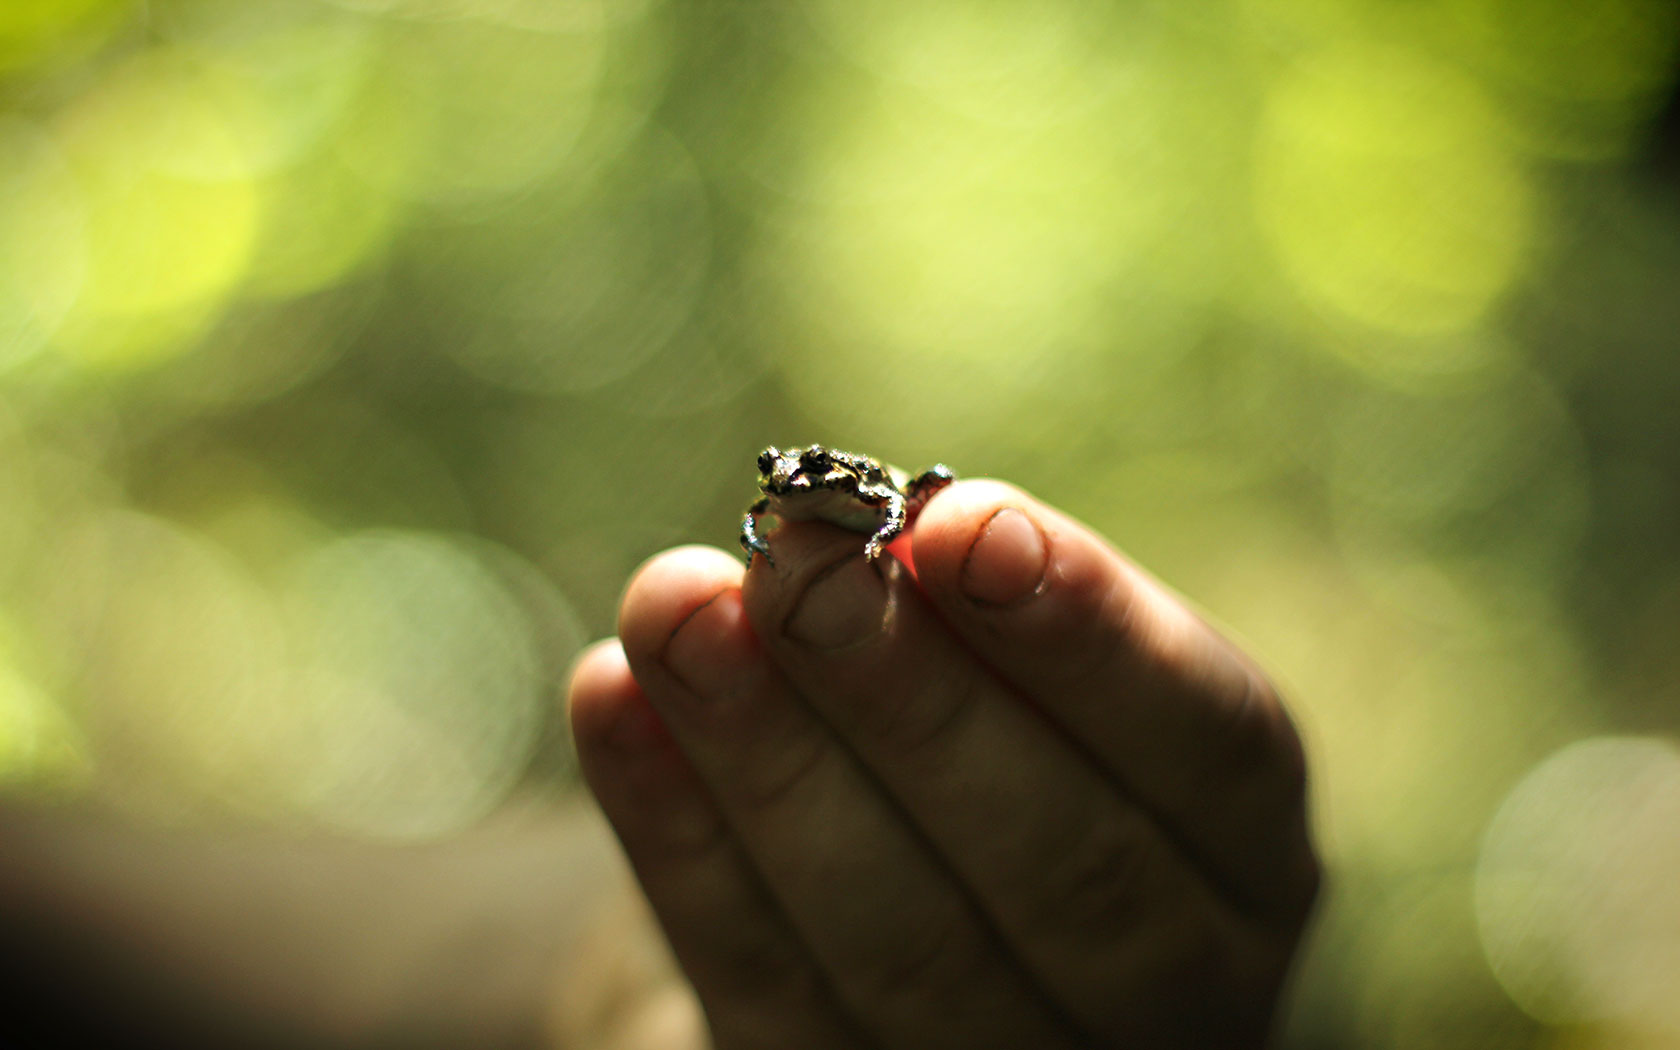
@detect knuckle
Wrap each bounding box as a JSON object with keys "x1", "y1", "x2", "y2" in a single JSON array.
[
  {"x1": 653, "y1": 808, "x2": 736, "y2": 865},
  {"x1": 1203, "y1": 670, "x2": 1306, "y2": 810},
  {"x1": 1206, "y1": 671, "x2": 1274, "y2": 771},
  {"x1": 1056, "y1": 568, "x2": 1186, "y2": 698},
  {"x1": 1038, "y1": 814, "x2": 1155, "y2": 934},
  {"x1": 729, "y1": 732, "x2": 829, "y2": 813},
  {"x1": 849, "y1": 671, "x2": 980, "y2": 762},
  {"x1": 848, "y1": 911, "x2": 986, "y2": 1008},
  {"x1": 714, "y1": 926, "x2": 818, "y2": 999},
  {"x1": 1051, "y1": 570, "x2": 1138, "y2": 686}
]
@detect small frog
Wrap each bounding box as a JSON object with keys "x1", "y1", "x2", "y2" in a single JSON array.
[{"x1": 741, "y1": 445, "x2": 955, "y2": 565}]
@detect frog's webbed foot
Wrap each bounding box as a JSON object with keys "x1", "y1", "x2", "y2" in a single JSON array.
[
  {"x1": 740, "y1": 498, "x2": 774, "y2": 566},
  {"x1": 864, "y1": 493, "x2": 907, "y2": 562},
  {"x1": 905, "y1": 464, "x2": 955, "y2": 514}
]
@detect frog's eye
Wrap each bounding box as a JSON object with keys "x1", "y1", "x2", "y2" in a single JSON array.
[
  {"x1": 757, "y1": 448, "x2": 778, "y2": 474},
  {"x1": 800, "y1": 448, "x2": 831, "y2": 472}
]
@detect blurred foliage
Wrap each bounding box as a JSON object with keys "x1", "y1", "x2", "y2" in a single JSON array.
[{"x1": 0, "y1": 0, "x2": 1678, "y2": 1046}]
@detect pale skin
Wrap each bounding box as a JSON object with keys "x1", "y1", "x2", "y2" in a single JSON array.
[{"x1": 568, "y1": 479, "x2": 1321, "y2": 1049}]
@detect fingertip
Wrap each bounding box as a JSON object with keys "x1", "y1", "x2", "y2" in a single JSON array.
[
  {"x1": 567, "y1": 639, "x2": 632, "y2": 723},
  {"x1": 911, "y1": 478, "x2": 1043, "y2": 591},
  {"x1": 959, "y1": 507, "x2": 1050, "y2": 606},
  {"x1": 618, "y1": 545, "x2": 746, "y2": 664},
  {"x1": 738, "y1": 519, "x2": 888, "y2": 619},
  {"x1": 567, "y1": 638, "x2": 662, "y2": 755}
]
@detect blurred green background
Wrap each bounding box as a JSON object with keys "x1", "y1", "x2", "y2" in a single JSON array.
[{"x1": 1, "y1": 0, "x2": 1678, "y2": 1046}]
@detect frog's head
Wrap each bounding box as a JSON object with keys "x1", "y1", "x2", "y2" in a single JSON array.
[{"x1": 756, "y1": 445, "x2": 858, "y2": 498}]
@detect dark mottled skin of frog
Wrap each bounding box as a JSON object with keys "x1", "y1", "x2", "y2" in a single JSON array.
[{"x1": 741, "y1": 444, "x2": 955, "y2": 566}]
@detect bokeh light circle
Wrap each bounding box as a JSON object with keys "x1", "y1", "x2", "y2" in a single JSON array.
[
  {"x1": 0, "y1": 610, "x2": 89, "y2": 791},
  {"x1": 45, "y1": 511, "x2": 290, "y2": 818},
  {"x1": 443, "y1": 127, "x2": 711, "y2": 394},
  {"x1": 278, "y1": 531, "x2": 544, "y2": 838},
  {"x1": 802, "y1": 0, "x2": 1161, "y2": 128},
  {"x1": 1476, "y1": 736, "x2": 1680, "y2": 1034},
  {"x1": 336, "y1": 12, "x2": 607, "y2": 210},
  {"x1": 51, "y1": 49, "x2": 267, "y2": 368},
  {"x1": 1256, "y1": 44, "x2": 1535, "y2": 335},
  {"x1": 169, "y1": 14, "x2": 378, "y2": 172},
  {"x1": 0, "y1": 119, "x2": 86, "y2": 372},
  {"x1": 757, "y1": 75, "x2": 1189, "y2": 449}
]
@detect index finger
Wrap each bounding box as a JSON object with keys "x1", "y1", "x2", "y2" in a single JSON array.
[{"x1": 909, "y1": 480, "x2": 1318, "y2": 919}]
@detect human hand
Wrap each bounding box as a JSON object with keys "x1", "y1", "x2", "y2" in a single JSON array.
[{"x1": 568, "y1": 479, "x2": 1319, "y2": 1049}]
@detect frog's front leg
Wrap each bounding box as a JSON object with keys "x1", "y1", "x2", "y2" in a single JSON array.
[
  {"x1": 863, "y1": 492, "x2": 906, "y2": 562},
  {"x1": 740, "y1": 497, "x2": 774, "y2": 566},
  {"x1": 904, "y1": 464, "x2": 955, "y2": 514}
]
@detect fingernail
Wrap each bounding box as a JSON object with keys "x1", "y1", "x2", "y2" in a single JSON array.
[
  {"x1": 784, "y1": 555, "x2": 889, "y2": 650},
  {"x1": 663, "y1": 590, "x2": 756, "y2": 701},
  {"x1": 960, "y1": 508, "x2": 1048, "y2": 606}
]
